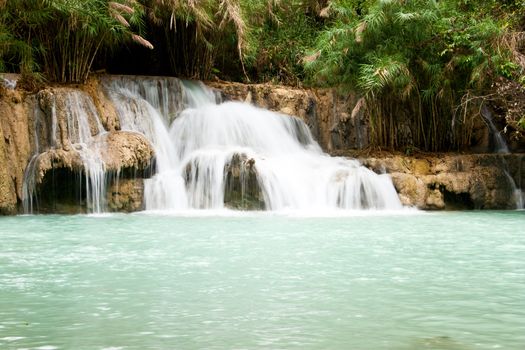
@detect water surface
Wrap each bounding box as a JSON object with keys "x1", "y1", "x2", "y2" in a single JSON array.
[{"x1": 1, "y1": 211, "x2": 524, "y2": 349}]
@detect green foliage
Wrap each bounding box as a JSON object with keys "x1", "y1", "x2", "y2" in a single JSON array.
[
  {"x1": 0, "y1": 1, "x2": 33, "y2": 73},
  {"x1": 2, "y1": 0, "x2": 525, "y2": 153},
  {"x1": 306, "y1": 0, "x2": 517, "y2": 151},
  {"x1": 143, "y1": 0, "x2": 223, "y2": 79},
  {"x1": 243, "y1": 1, "x2": 322, "y2": 84},
  {"x1": 2, "y1": 0, "x2": 151, "y2": 83},
  {"x1": 519, "y1": 116, "x2": 525, "y2": 129},
  {"x1": 142, "y1": 0, "x2": 325, "y2": 82}
]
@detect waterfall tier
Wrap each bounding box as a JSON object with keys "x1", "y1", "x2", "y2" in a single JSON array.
[
  {"x1": 23, "y1": 88, "x2": 154, "y2": 214},
  {"x1": 102, "y1": 76, "x2": 402, "y2": 211}
]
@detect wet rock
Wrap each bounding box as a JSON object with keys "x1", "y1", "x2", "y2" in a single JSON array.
[
  {"x1": 107, "y1": 178, "x2": 145, "y2": 212},
  {"x1": 223, "y1": 154, "x2": 265, "y2": 210},
  {"x1": 361, "y1": 153, "x2": 523, "y2": 210},
  {"x1": 37, "y1": 88, "x2": 102, "y2": 150},
  {"x1": 97, "y1": 131, "x2": 154, "y2": 175},
  {"x1": 31, "y1": 131, "x2": 154, "y2": 185},
  {"x1": 389, "y1": 173, "x2": 426, "y2": 207},
  {"x1": 426, "y1": 188, "x2": 445, "y2": 210},
  {"x1": 0, "y1": 122, "x2": 18, "y2": 214},
  {"x1": 23, "y1": 130, "x2": 154, "y2": 213},
  {"x1": 0, "y1": 88, "x2": 33, "y2": 214}
]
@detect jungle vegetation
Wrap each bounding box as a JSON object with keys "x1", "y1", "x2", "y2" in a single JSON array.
[{"x1": 1, "y1": 0, "x2": 524, "y2": 151}]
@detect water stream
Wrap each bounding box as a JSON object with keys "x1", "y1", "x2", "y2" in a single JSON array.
[
  {"x1": 23, "y1": 91, "x2": 108, "y2": 214},
  {"x1": 103, "y1": 76, "x2": 401, "y2": 212},
  {"x1": 481, "y1": 105, "x2": 524, "y2": 209}
]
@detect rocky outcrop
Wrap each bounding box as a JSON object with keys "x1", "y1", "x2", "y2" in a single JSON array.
[
  {"x1": 223, "y1": 154, "x2": 264, "y2": 210},
  {"x1": 182, "y1": 152, "x2": 265, "y2": 210},
  {"x1": 0, "y1": 87, "x2": 33, "y2": 214},
  {"x1": 356, "y1": 153, "x2": 524, "y2": 210},
  {"x1": 31, "y1": 131, "x2": 154, "y2": 185},
  {"x1": 99, "y1": 131, "x2": 154, "y2": 174},
  {"x1": 0, "y1": 76, "x2": 156, "y2": 214},
  {"x1": 107, "y1": 178, "x2": 145, "y2": 212}
]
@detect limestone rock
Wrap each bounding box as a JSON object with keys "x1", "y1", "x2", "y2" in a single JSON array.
[
  {"x1": 97, "y1": 131, "x2": 154, "y2": 174},
  {"x1": 107, "y1": 179, "x2": 145, "y2": 212},
  {"x1": 223, "y1": 154, "x2": 264, "y2": 210},
  {"x1": 425, "y1": 189, "x2": 445, "y2": 210},
  {"x1": 0, "y1": 88, "x2": 33, "y2": 213},
  {"x1": 361, "y1": 153, "x2": 523, "y2": 210},
  {"x1": 32, "y1": 131, "x2": 154, "y2": 184},
  {"x1": 183, "y1": 152, "x2": 265, "y2": 209},
  {"x1": 37, "y1": 87, "x2": 102, "y2": 150},
  {"x1": 389, "y1": 173, "x2": 426, "y2": 207}
]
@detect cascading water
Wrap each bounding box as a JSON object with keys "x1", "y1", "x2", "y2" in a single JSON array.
[
  {"x1": 22, "y1": 99, "x2": 46, "y2": 214},
  {"x1": 23, "y1": 91, "x2": 108, "y2": 213},
  {"x1": 103, "y1": 76, "x2": 402, "y2": 211},
  {"x1": 481, "y1": 105, "x2": 524, "y2": 209},
  {"x1": 481, "y1": 105, "x2": 509, "y2": 154},
  {"x1": 64, "y1": 92, "x2": 107, "y2": 213}
]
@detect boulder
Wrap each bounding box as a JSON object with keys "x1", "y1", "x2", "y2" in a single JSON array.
[
  {"x1": 223, "y1": 154, "x2": 265, "y2": 210},
  {"x1": 361, "y1": 153, "x2": 523, "y2": 210},
  {"x1": 107, "y1": 178, "x2": 145, "y2": 212},
  {"x1": 31, "y1": 131, "x2": 154, "y2": 184}
]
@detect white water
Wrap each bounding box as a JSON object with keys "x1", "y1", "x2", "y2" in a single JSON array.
[
  {"x1": 103, "y1": 76, "x2": 402, "y2": 211},
  {"x1": 64, "y1": 92, "x2": 107, "y2": 213},
  {"x1": 22, "y1": 99, "x2": 46, "y2": 213},
  {"x1": 23, "y1": 91, "x2": 107, "y2": 213},
  {"x1": 481, "y1": 105, "x2": 509, "y2": 153},
  {"x1": 481, "y1": 105, "x2": 524, "y2": 209}
]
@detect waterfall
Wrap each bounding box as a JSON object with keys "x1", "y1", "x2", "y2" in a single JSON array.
[
  {"x1": 480, "y1": 105, "x2": 524, "y2": 209},
  {"x1": 103, "y1": 76, "x2": 402, "y2": 211},
  {"x1": 22, "y1": 99, "x2": 46, "y2": 214},
  {"x1": 63, "y1": 92, "x2": 107, "y2": 213},
  {"x1": 23, "y1": 90, "x2": 108, "y2": 214},
  {"x1": 481, "y1": 105, "x2": 509, "y2": 154}
]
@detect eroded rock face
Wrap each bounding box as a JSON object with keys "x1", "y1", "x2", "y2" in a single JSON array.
[
  {"x1": 25, "y1": 130, "x2": 154, "y2": 213},
  {"x1": 360, "y1": 154, "x2": 524, "y2": 210},
  {"x1": 107, "y1": 178, "x2": 145, "y2": 212},
  {"x1": 31, "y1": 131, "x2": 154, "y2": 185},
  {"x1": 0, "y1": 88, "x2": 33, "y2": 214},
  {"x1": 0, "y1": 79, "x2": 156, "y2": 214},
  {"x1": 2, "y1": 76, "x2": 524, "y2": 213},
  {"x1": 98, "y1": 131, "x2": 154, "y2": 174}
]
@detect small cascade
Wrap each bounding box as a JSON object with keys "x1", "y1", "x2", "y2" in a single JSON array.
[
  {"x1": 505, "y1": 170, "x2": 525, "y2": 210},
  {"x1": 64, "y1": 92, "x2": 107, "y2": 213},
  {"x1": 481, "y1": 105, "x2": 509, "y2": 154},
  {"x1": 22, "y1": 99, "x2": 46, "y2": 214},
  {"x1": 102, "y1": 76, "x2": 219, "y2": 210},
  {"x1": 480, "y1": 105, "x2": 524, "y2": 209},
  {"x1": 516, "y1": 155, "x2": 525, "y2": 209},
  {"x1": 103, "y1": 76, "x2": 402, "y2": 211},
  {"x1": 23, "y1": 90, "x2": 108, "y2": 213}
]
